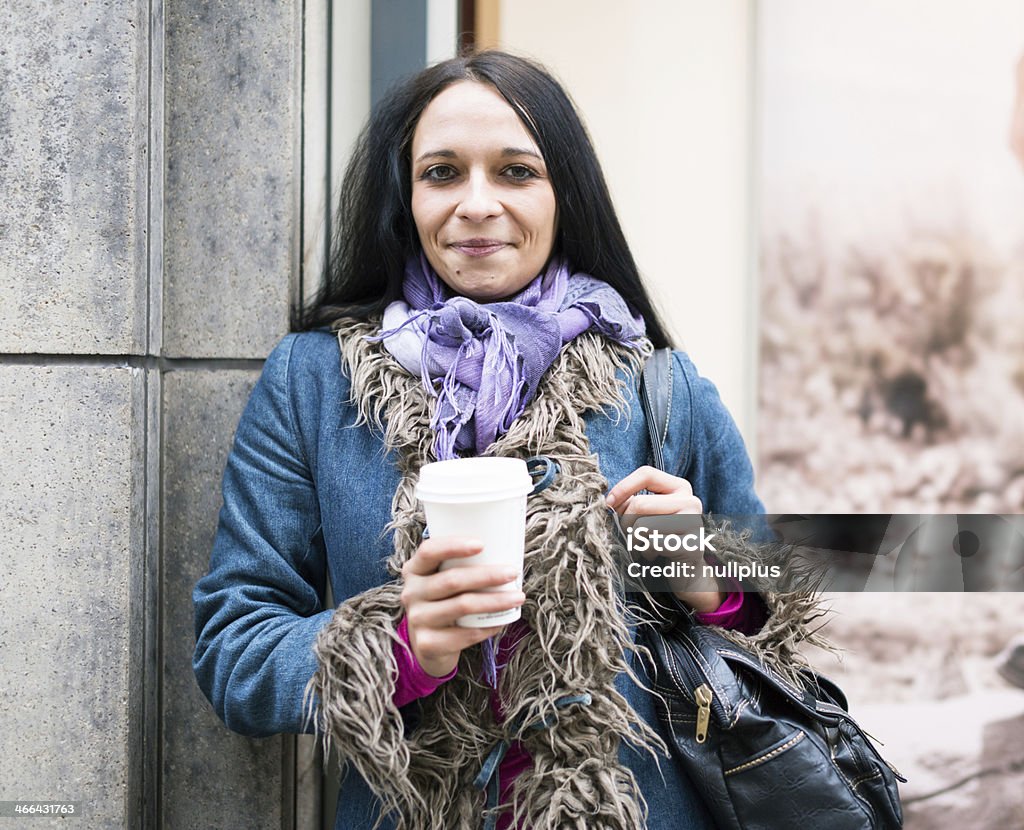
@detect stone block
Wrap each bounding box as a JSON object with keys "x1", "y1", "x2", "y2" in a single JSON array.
[
  {"x1": 162, "y1": 1, "x2": 299, "y2": 359},
  {"x1": 0, "y1": 3, "x2": 147, "y2": 354},
  {"x1": 0, "y1": 365, "x2": 145, "y2": 826},
  {"x1": 160, "y1": 368, "x2": 291, "y2": 828}
]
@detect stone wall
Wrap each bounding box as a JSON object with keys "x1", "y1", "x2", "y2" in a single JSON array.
[{"x1": 0, "y1": 1, "x2": 313, "y2": 826}]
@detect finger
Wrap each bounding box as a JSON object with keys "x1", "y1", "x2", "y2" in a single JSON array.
[
  {"x1": 619, "y1": 493, "x2": 703, "y2": 518},
  {"x1": 605, "y1": 467, "x2": 694, "y2": 509},
  {"x1": 410, "y1": 565, "x2": 521, "y2": 603},
  {"x1": 616, "y1": 494, "x2": 704, "y2": 538},
  {"x1": 402, "y1": 536, "x2": 484, "y2": 577},
  {"x1": 408, "y1": 590, "x2": 526, "y2": 630}
]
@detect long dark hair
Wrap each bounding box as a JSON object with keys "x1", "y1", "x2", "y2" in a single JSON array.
[{"x1": 292, "y1": 51, "x2": 673, "y2": 349}]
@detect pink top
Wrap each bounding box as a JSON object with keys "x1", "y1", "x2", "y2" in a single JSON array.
[
  {"x1": 391, "y1": 591, "x2": 766, "y2": 828},
  {"x1": 392, "y1": 615, "x2": 458, "y2": 708}
]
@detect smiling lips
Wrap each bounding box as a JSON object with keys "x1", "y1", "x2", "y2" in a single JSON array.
[{"x1": 449, "y1": 238, "x2": 508, "y2": 257}]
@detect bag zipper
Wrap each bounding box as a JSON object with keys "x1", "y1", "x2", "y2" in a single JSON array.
[
  {"x1": 662, "y1": 634, "x2": 726, "y2": 742},
  {"x1": 694, "y1": 684, "x2": 713, "y2": 743}
]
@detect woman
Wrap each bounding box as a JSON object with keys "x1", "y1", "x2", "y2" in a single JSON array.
[{"x1": 193, "y1": 52, "x2": 776, "y2": 829}]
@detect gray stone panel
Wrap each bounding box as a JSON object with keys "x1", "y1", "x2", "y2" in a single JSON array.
[
  {"x1": 160, "y1": 368, "x2": 290, "y2": 829},
  {"x1": 163, "y1": 1, "x2": 298, "y2": 359},
  {"x1": 0, "y1": 3, "x2": 147, "y2": 354},
  {"x1": 0, "y1": 366, "x2": 145, "y2": 827},
  {"x1": 295, "y1": 735, "x2": 324, "y2": 830}
]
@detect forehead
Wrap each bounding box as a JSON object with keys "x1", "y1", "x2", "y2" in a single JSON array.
[{"x1": 412, "y1": 81, "x2": 539, "y2": 154}]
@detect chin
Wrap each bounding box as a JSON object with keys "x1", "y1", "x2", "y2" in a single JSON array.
[
  {"x1": 442, "y1": 271, "x2": 508, "y2": 302},
  {"x1": 460, "y1": 285, "x2": 508, "y2": 302}
]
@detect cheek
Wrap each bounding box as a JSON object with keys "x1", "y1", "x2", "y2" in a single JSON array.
[
  {"x1": 535, "y1": 189, "x2": 558, "y2": 242},
  {"x1": 545, "y1": 201, "x2": 558, "y2": 241},
  {"x1": 511, "y1": 192, "x2": 558, "y2": 244},
  {"x1": 410, "y1": 189, "x2": 441, "y2": 241}
]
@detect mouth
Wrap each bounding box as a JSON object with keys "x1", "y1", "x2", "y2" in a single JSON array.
[{"x1": 449, "y1": 238, "x2": 509, "y2": 258}]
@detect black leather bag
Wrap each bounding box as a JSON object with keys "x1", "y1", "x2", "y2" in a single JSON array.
[{"x1": 636, "y1": 349, "x2": 906, "y2": 830}]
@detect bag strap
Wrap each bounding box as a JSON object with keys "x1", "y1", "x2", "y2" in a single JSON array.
[
  {"x1": 635, "y1": 349, "x2": 693, "y2": 625},
  {"x1": 639, "y1": 348, "x2": 672, "y2": 472},
  {"x1": 638, "y1": 350, "x2": 899, "y2": 781}
]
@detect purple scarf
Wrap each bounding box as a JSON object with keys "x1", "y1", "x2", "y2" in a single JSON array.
[{"x1": 375, "y1": 253, "x2": 646, "y2": 460}]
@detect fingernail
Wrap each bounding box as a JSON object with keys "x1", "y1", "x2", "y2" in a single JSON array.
[
  {"x1": 501, "y1": 569, "x2": 520, "y2": 581},
  {"x1": 605, "y1": 493, "x2": 615, "y2": 505}
]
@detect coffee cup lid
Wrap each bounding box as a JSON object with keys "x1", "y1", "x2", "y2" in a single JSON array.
[{"x1": 415, "y1": 457, "x2": 533, "y2": 504}]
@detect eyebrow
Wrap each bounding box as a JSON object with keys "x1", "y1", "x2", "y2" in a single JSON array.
[
  {"x1": 501, "y1": 147, "x2": 543, "y2": 160},
  {"x1": 413, "y1": 147, "x2": 544, "y2": 164}
]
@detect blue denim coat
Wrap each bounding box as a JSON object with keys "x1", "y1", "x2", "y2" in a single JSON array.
[{"x1": 192, "y1": 329, "x2": 764, "y2": 829}]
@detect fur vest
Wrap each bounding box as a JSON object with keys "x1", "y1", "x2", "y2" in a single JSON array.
[{"x1": 304, "y1": 319, "x2": 829, "y2": 830}]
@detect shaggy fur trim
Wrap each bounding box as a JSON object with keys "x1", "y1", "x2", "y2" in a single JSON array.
[
  {"x1": 304, "y1": 318, "x2": 828, "y2": 829},
  {"x1": 632, "y1": 522, "x2": 838, "y2": 692},
  {"x1": 306, "y1": 319, "x2": 662, "y2": 829}
]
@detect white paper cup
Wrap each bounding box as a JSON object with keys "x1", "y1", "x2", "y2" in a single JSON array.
[{"x1": 415, "y1": 457, "x2": 532, "y2": 628}]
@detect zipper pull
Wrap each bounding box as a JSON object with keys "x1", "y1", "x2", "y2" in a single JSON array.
[{"x1": 695, "y1": 684, "x2": 713, "y2": 744}]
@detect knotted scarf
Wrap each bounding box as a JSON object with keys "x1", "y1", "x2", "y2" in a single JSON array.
[{"x1": 374, "y1": 253, "x2": 646, "y2": 460}]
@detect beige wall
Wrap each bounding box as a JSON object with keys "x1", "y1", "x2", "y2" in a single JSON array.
[{"x1": 497, "y1": 1, "x2": 758, "y2": 445}]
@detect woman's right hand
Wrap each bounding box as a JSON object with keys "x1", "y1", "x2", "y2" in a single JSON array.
[{"x1": 400, "y1": 536, "x2": 525, "y2": 678}]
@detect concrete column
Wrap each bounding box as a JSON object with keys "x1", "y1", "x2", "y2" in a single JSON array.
[
  {"x1": 0, "y1": 1, "x2": 151, "y2": 827},
  {"x1": 0, "y1": 0, "x2": 308, "y2": 827},
  {"x1": 0, "y1": 2, "x2": 148, "y2": 355},
  {"x1": 0, "y1": 364, "x2": 147, "y2": 828},
  {"x1": 163, "y1": 0, "x2": 301, "y2": 359}
]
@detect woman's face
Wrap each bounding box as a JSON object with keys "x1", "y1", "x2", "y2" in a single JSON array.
[{"x1": 410, "y1": 81, "x2": 558, "y2": 302}]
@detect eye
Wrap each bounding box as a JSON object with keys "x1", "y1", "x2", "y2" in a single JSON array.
[
  {"x1": 503, "y1": 164, "x2": 538, "y2": 182},
  {"x1": 421, "y1": 164, "x2": 458, "y2": 183}
]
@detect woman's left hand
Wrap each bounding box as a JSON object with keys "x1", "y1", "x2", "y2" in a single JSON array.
[{"x1": 606, "y1": 466, "x2": 725, "y2": 613}]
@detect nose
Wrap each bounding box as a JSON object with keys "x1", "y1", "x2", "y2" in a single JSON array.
[{"x1": 455, "y1": 171, "x2": 503, "y2": 222}]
